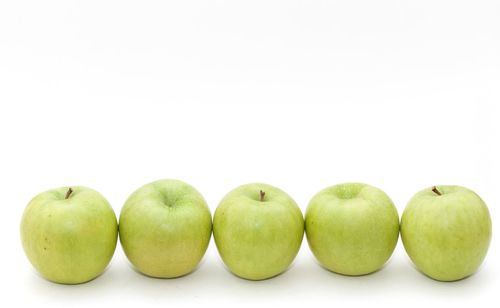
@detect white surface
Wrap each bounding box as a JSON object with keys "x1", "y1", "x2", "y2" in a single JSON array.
[{"x1": 1, "y1": 1, "x2": 499, "y2": 307}]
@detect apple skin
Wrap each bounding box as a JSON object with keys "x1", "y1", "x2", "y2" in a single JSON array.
[
  {"x1": 305, "y1": 183, "x2": 399, "y2": 276},
  {"x1": 119, "y1": 179, "x2": 212, "y2": 278},
  {"x1": 401, "y1": 185, "x2": 492, "y2": 281},
  {"x1": 213, "y1": 183, "x2": 304, "y2": 280},
  {"x1": 20, "y1": 186, "x2": 118, "y2": 284}
]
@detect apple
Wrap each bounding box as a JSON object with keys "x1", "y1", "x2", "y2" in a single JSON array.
[
  {"x1": 401, "y1": 185, "x2": 492, "y2": 281},
  {"x1": 305, "y1": 183, "x2": 399, "y2": 276},
  {"x1": 119, "y1": 179, "x2": 212, "y2": 278},
  {"x1": 213, "y1": 183, "x2": 304, "y2": 280},
  {"x1": 20, "y1": 186, "x2": 118, "y2": 284}
]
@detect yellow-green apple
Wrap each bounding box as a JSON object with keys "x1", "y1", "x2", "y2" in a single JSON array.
[
  {"x1": 119, "y1": 179, "x2": 212, "y2": 278},
  {"x1": 305, "y1": 183, "x2": 399, "y2": 275},
  {"x1": 213, "y1": 183, "x2": 304, "y2": 280},
  {"x1": 401, "y1": 185, "x2": 492, "y2": 281},
  {"x1": 20, "y1": 186, "x2": 118, "y2": 284}
]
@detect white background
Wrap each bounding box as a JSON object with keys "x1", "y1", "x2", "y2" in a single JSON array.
[{"x1": 1, "y1": 1, "x2": 499, "y2": 307}]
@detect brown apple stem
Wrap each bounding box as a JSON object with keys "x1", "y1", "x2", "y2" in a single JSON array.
[
  {"x1": 260, "y1": 190, "x2": 265, "y2": 202},
  {"x1": 65, "y1": 187, "x2": 73, "y2": 199},
  {"x1": 431, "y1": 186, "x2": 442, "y2": 196}
]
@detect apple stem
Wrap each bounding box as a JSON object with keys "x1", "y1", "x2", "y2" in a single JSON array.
[
  {"x1": 431, "y1": 186, "x2": 442, "y2": 196},
  {"x1": 260, "y1": 190, "x2": 265, "y2": 202},
  {"x1": 65, "y1": 188, "x2": 73, "y2": 199}
]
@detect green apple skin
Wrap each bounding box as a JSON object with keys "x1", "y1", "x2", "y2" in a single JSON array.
[
  {"x1": 119, "y1": 179, "x2": 212, "y2": 278},
  {"x1": 20, "y1": 186, "x2": 118, "y2": 284},
  {"x1": 213, "y1": 183, "x2": 304, "y2": 280},
  {"x1": 401, "y1": 186, "x2": 492, "y2": 281},
  {"x1": 305, "y1": 183, "x2": 399, "y2": 276}
]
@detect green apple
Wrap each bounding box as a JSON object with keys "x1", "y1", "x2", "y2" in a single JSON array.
[
  {"x1": 119, "y1": 179, "x2": 212, "y2": 278},
  {"x1": 305, "y1": 183, "x2": 399, "y2": 276},
  {"x1": 213, "y1": 183, "x2": 304, "y2": 280},
  {"x1": 20, "y1": 186, "x2": 118, "y2": 284},
  {"x1": 401, "y1": 185, "x2": 492, "y2": 281}
]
